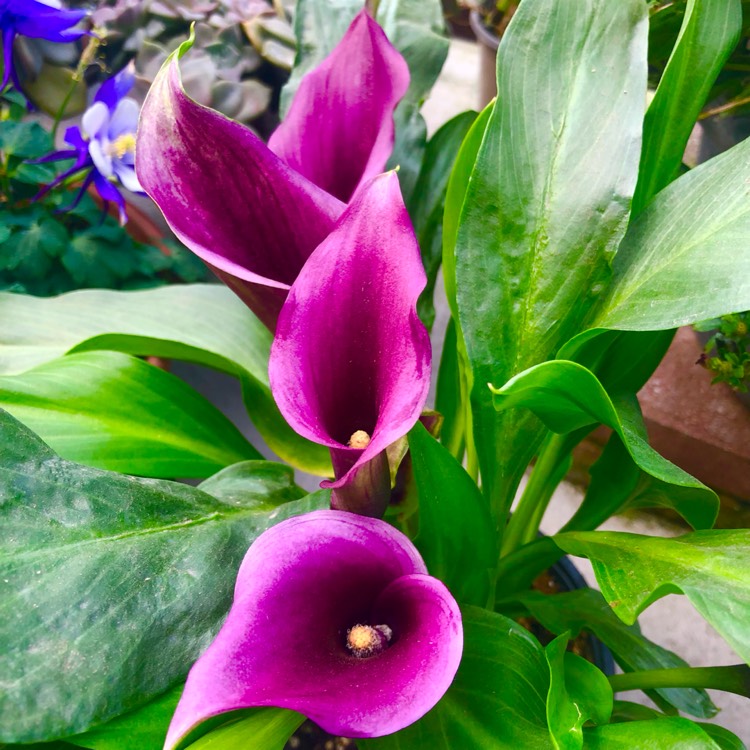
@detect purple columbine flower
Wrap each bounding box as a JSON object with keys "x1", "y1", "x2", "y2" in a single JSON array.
[
  {"x1": 165, "y1": 510, "x2": 462, "y2": 748},
  {"x1": 136, "y1": 8, "x2": 409, "y2": 331},
  {"x1": 35, "y1": 64, "x2": 142, "y2": 224},
  {"x1": 1, "y1": 0, "x2": 88, "y2": 91},
  {"x1": 268, "y1": 172, "x2": 431, "y2": 517}
]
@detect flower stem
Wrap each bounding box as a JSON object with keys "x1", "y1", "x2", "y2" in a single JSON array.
[
  {"x1": 500, "y1": 431, "x2": 570, "y2": 557},
  {"x1": 609, "y1": 665, "x2": 750, "y2": 698},
  {"x1": 365, "y1": 0, "x2": 380, "y2": 17}
]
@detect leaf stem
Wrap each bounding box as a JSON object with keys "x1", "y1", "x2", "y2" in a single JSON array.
[
  {"x1": 365, "y1": 0, "x2": 380, "y2": 18},
  {"x1": 609, "y1": 665, "x2": 750, "y2": 697},
  {"x1": 500, "y1": 431, "x2": 569, "y2": 557}
]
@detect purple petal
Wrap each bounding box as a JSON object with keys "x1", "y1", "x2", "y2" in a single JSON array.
[
  {"x1": 10, "y1": 1, "x2": 87, "y2": 42},
  {"x1": 136, "y1": 44, "x2": 345, "y2": 331},
  {"x1": 108, "y1": 97, "x2": 140, "y2": 138},
  {"x1": 165, "y1": 511, "x2": 462, "y2": 746},
  {"x1": 93, "y1": 171, "x2": 127, "y2": 225},
  {"x1": 268, "y1": 10, "x2": 409, "y2": 203},
  {"x1": 269, "y1": 172, "x2": 431, "y2": 491},
  {"x1": 94, "y1": 63, "x2": 135, "y2": 110},
  {"x1": 64, "y1": 125, "x2": 88, "y2": 151}
]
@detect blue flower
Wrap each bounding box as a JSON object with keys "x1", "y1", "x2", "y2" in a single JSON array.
[
  {"x1": 35, "y1": 65, "x2": 143, "y2": 224},
  {"x1": 1, "y1": 0, "x2": 88, "y2": 91}
]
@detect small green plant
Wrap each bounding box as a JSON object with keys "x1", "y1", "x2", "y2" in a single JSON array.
[
  {"x1": 0, "y1": 89, "x2": 209, "y2": 296},
  {"x1": 695, "y1": 313, "x2": 750, "y2": 391}
]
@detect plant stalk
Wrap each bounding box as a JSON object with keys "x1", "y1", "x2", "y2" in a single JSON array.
[{"x1": 609, "y1": 665, "x2": 750, "y2": 698}]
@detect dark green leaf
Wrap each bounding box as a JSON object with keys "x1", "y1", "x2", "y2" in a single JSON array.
[
  {"x1": 554, "y1": 530, "x2": 750, "y2": 665},
  {"x1": 582, "y1": 718, "x2": 721, "y2": 749},
  {"x1": 408, "y1": 421, "x2": 496, "y2": 606},
  {"x1": 409, "y1": 110, "x2": 477, "y2": 330},
  {"x1": 360, "y1": 607, "x2": 553, "y2": 750},
  {"x1": 0, "y1": 285, "x2": 330, "y2": 474},
  {"x1": 3, "y1": 217, "x2": 68, "y2": 280},
  {"x1": 11, "y1": 160, "x2": 58, "y2": 185},
  {"x1": 68, "y1": 686, "x2": 182, "y2": 750},
  {"x1": 0, "y1": 408, "x2": 327, "y2": 742},
  {"x1": 435, "y1": 316, "x2": 464, "y2": 458},
  {"x1": 0, "y1": 121, "x2": 53, "y2": 158},
  {"x1": 454, "y1": 0, "x2": 647, "y2": 511},
  {"x1": 593, "y1": 134, "x2": 750, "y2": 331},
  {"x1": 632, "y1": 0, "x2": 742, "y2": 215},
  {"x1": 505, "y1": 589, "x2": 717, "y2": 718},
  {"x1": 0, "y1": 350, "x2": 261, "y2": 478},
  {"x1": 490, "y1": 360, "x2": 718, "y2": 530},
  {"x1": 545, "y1": 634, "x2": 612, "y2": 750}
]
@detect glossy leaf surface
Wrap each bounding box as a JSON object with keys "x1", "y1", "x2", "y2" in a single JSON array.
[
  {"x1": 555, "y1": 531, "x2": 750, "y2": 664},
  {"x1": 453, "y1": 0, "x2": 647, "y2": 511},
  {"x1": 0, "y1": 407, "x2": 326, "y2": 742},
  {"x1": 632, "y1": 0, "x2": 741, "y2": 215},
  {"x1": 490, "y1": 360, "x2": 718, "y2": 530},
  {"x1": 0, "y1": 285, "x2": 330, "y2": 474},
  {"x1": 583, "y1": 718, "x2": 721, "y2": 748},
  {"x1": 506, "y1": 589, "x2": 716, "y2": 718},
  {"x1": 0, "y1": 351, "x2": 260, "y2": 478},
  {"x1": 408, "y1": 422, "x2": 496, "y2": 606},
  {"x1": 545, "y1": 635, "x2": 612, "y2": 750}
]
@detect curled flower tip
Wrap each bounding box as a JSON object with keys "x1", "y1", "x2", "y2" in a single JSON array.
[{"x1": 164, "y1": 511, "x2": 462, "y2": 746}]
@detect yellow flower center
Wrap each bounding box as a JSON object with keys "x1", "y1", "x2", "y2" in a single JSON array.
[
  {"x1": 108, "y1": 133, "x2": 136, "y2": 159},
  {"x1": 346, "y1": 623, "x2": 392, "y2": 658},
  {"x1": 348, "y1": 430, "x2": 371, "y2": 449}
]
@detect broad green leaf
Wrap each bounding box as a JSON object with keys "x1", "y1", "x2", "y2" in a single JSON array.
[
  {"x1": 409, "y1": 110, "x2": 477, "y2": 330},
  {"x1": 545, "y1": 635, "x2": 612, "y2": 750},
  {"x1": 0, "y1": 408, "x2": 327, "y2": 742},
  {"x1": 361, "y1": 607, "x2": 553, "y2": 750},
  {"x1": 632, "y1": 0, "x2": 742, "y2": 215},
  {"x1": 490, "y1": 360, "x2": 718, "y2": 530},
  {"x1": 176, "y1": 708, "x2": 303, "y2": 750},
  {"x1": 3, "y1": 216, "x2": 68, "y2": 282},
  {"x1": 582, "y1": 718, "x2": 721, "y2": 749},
  {"x1": 282, "y1": 0, "x2": 448, "y2": 200},
  {"x1": 0, "y1": 120, "x2": 52, "y2": 158},
  {"x1": 454, "y1": 0, "x2": 647, "y2": 514},
  {"x1": 505, "y1": 589, "x2": 717, "y2": 718},
  {"x1": 555, "y1": 530, "x2": 750, "y2": 665},
  {"x1": 0, "y1": 285, "x2": 330, "y2": 474},
  {"x1": 0, "y1": 351, "x2": 260, "y2": 478},
  {"x1": 408, "y1": 421, "x2": 496, "y2": 606},
  {"x1": 68, "y1": 686, "x2": 182, "y2": 750},
  {"x1": 593, "y1": 134, "x2": 750, "y2": 331},
  {"x1": 610, "y1": 703, "x2": 745, "y2": 750}
]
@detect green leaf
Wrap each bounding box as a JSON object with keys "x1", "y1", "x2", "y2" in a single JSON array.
[
  {"x1": 0, "y1": 121, "x2": 53, "y2": 158},
  {"x1": 610, "y1": 702, "x2": 745, "y2": 750},
  {"x1": 506, "y1": 589, "x2": 717, "y2": 718},
  {"x1": 554, "y1": 530, "x2": 750, "y2": 665},
  {"x1": 582, "y1": 718, "x2": 721, "y2": 749},
  {"x1": 0, "y1": 408, "x2": 327, "y2": 742},
  {"x1": 0, "y1": 350, "x2": 261, "y2": 478},
  {"x1": 408, "y1": 421, "x2": 496, "y2": 606},
  {"x1": 68, "y1": 686, "x2": 182, "y2": 750},
  {"x1": 435, "y1": 316, "x2": 464, "y2": 458},
  {"x1": 545, "y1": 634, "x2": 612, "y2": 750},
  {"x1": 490, "y1": 360, "x2": 718, "y2": 530},
  {"x1": 361, "y1": 607, "x2": 553, "y2": 750},
  {"x1": 632, "y1": 0, "x2": 742, "y2": 216},
  {"x1": 593, "y1": 134, "x2": 750, "y2": 331},
  {"x1": 454, "y1": 0, "x2": 647, "y2": 513},
  {"x1": 409, "y1": 110, "x2": 477, "y2": 330},
  {"x1": 3, "y1": 216, "x2": 68, "y2": 281},
  {"x1": 176, "y1": 708, "x2": 303, "y2": 750},
  {"x1": 0, "y1": 285, "x2": 330, "y2": 474}
]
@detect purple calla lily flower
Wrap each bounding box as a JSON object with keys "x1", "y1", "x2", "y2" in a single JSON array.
[
  {"x1": 165, "y1": 510, "x2": 462, "y2": 748},
  {"x1": 269, "y1": 172, "x2": 431, "y2": 517},
  {"x1": 34, "y1": 64, "x2": 142, "y2": 224},
  {"x1": 136, "y1": 8, "x2": 409, "y2": 331},
  {"x1": 0, "y1": 0, "x2": 88, "y2": 91}
]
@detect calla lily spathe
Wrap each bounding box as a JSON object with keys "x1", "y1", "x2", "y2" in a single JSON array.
[
  {"x1": 269, "y1": 172, "x2": 431, "y2": 517},
  {"x1": 165, "y1": 511, "x2": 462, "y2": 748},
  {"x1": 136, "y1": 9, "x2": 409, "y2": 331}
]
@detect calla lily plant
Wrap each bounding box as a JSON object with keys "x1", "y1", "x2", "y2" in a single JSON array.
[{"x1": 2, "y1": 0, "x2": 750, "y2": 749}]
